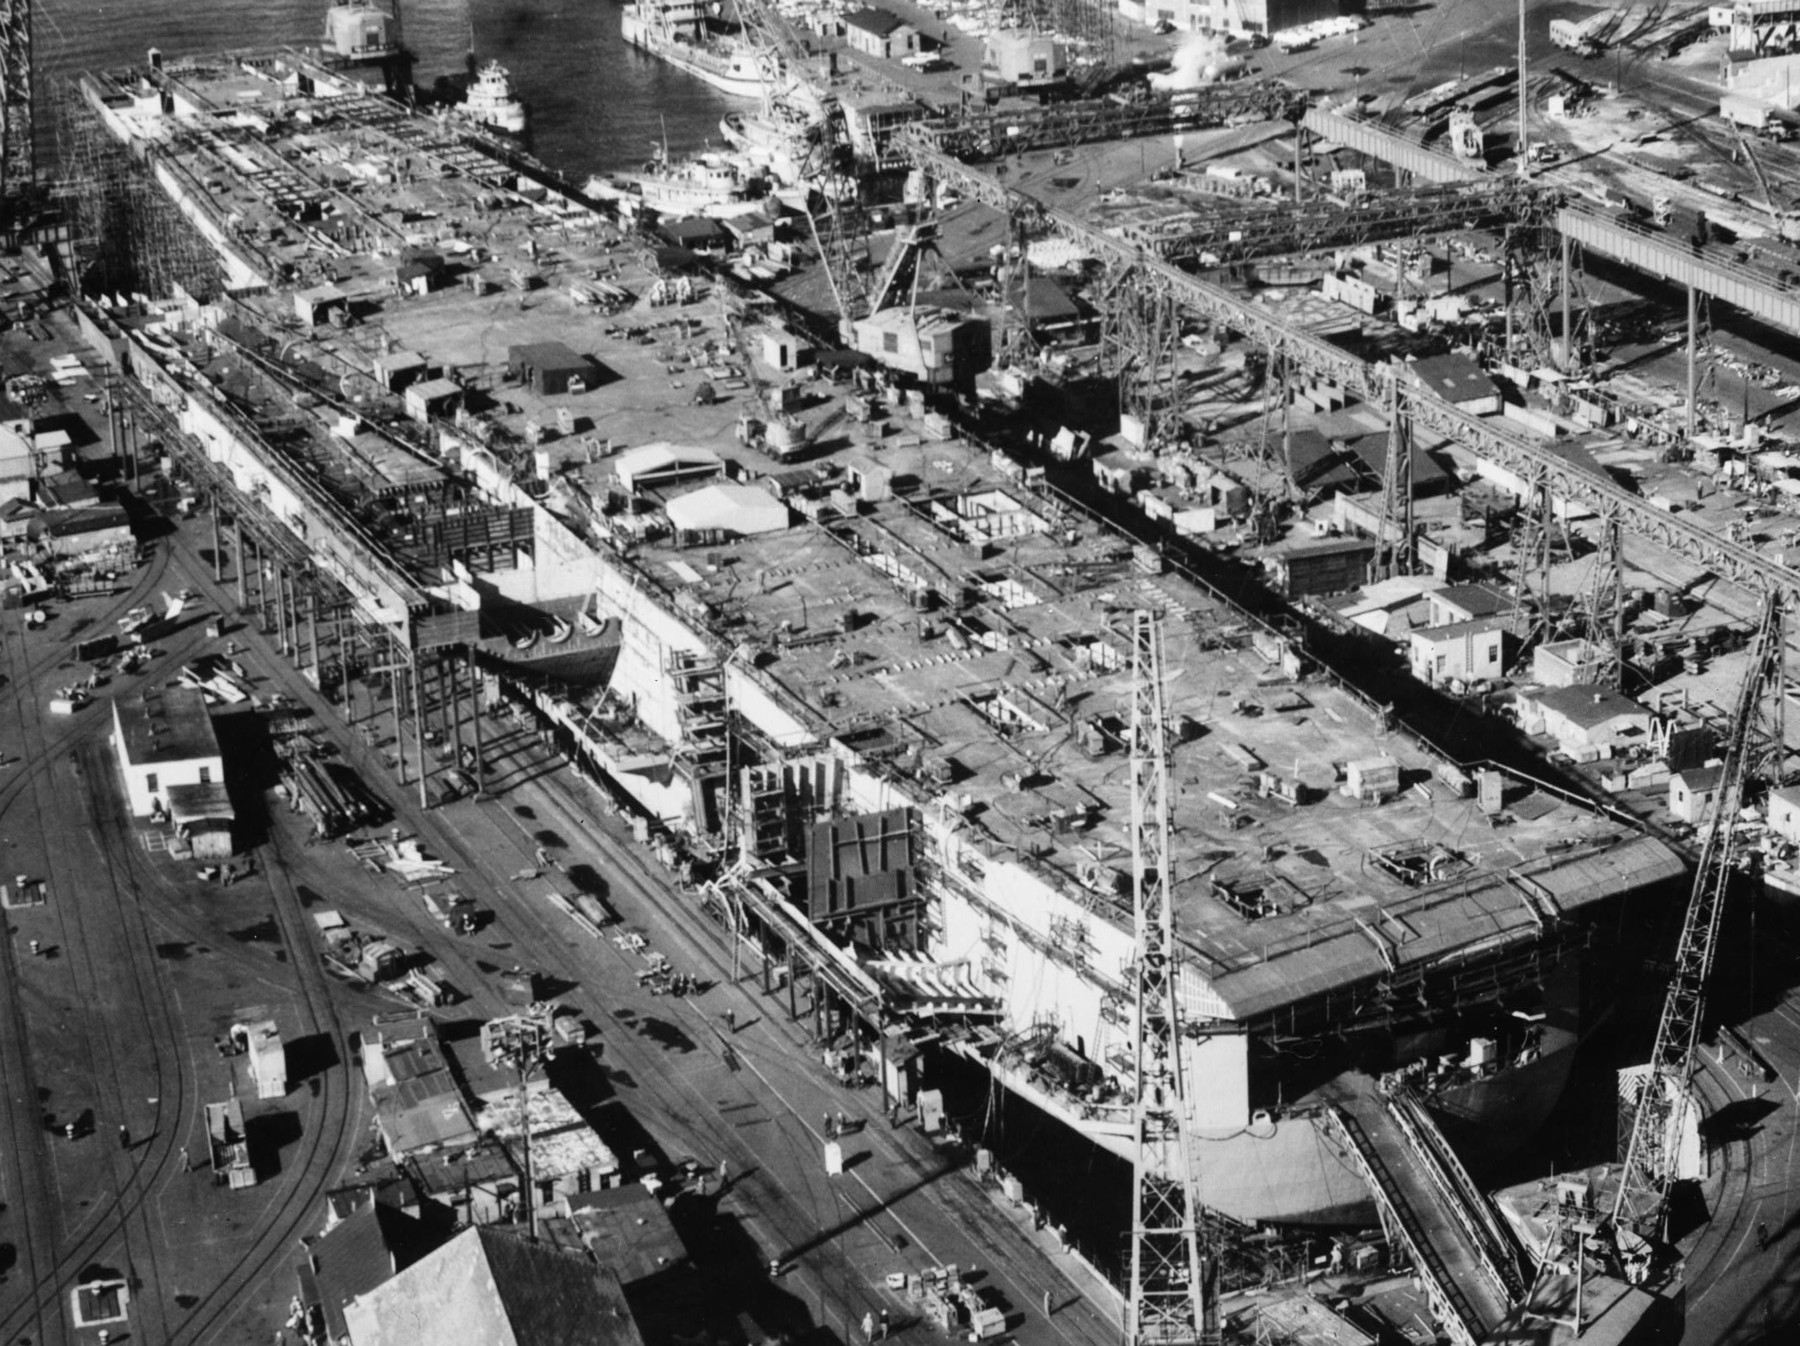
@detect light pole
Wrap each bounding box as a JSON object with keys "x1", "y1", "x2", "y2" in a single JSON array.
[
  {"x1": 489, "y1": 1012, "x2": 551, "y2": 1238},
  {"x1": 1518, "y1": 0, "x2": 1530, "y2": 179}
]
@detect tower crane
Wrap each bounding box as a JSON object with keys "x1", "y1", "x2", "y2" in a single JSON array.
[
  {"x1": 1127, "y1": 609, "x2": 1214, "y2": 1346},
  {"x1": 1611, "y1": 593, "x2": 1787, "y2": 1274}
]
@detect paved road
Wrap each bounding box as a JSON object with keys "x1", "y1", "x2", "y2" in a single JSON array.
[{"x1": 161, "y1": 515, "x2": 1127, "y2": 1345}]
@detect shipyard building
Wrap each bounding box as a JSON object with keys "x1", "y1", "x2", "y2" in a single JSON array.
[{"x1": 73, "y1": 47, "x2": 1684, "y2": 1228}]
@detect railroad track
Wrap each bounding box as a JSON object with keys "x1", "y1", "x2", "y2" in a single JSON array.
[{"x1": 0, "y1": 533, "x2": 359, "y2": 1346}]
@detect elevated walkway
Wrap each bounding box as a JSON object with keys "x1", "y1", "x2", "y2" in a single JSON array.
[{"x1": 1323, "y1": 1074, "x2": 1525, "y2": 1346}]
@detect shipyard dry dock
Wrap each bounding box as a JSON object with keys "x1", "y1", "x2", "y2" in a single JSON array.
[{"x1": 67, "y1": 46, "x2": 1693, "y2": 1241}]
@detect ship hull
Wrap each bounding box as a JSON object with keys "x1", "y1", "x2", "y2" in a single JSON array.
[
  {"x1": 1186, "y1": 1025, "x2": 1581, "y2": 1226},
  {"x1": 469, "y1": 110, "x2": 527, "y2": 136}
]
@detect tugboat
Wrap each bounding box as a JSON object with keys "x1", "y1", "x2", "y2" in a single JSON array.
[{"x1": 462, "y1": 61, "x2": 528, "y2": 137}]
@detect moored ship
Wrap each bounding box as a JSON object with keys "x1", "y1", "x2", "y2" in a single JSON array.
[
  {"x1": 587, "y1": 148, "x2": 768, "y2": 213},
  {"x1": 621, "y1": 0, "x2": 769, "y2": 100},
  {"x1": 719, "y1": 109, "x2": 809, "y2": 185}
]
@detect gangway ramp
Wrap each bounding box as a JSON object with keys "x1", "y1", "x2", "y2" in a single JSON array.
[{"x1": 1322, "y1": 1074, "x2": 1524, "y2": 1346}]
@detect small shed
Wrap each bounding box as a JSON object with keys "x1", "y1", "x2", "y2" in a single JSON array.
[
  {"x1": 657, "y1": 216, "x2": 732, "y2": 254},
  {"x1": 1091, "y1": 449, "x2": 1151, "y2": 495},
  {"x1": 206, "y1": 1098, "x2": 256, "y2": 1188},
  {"x1": 843, "y1": 7, "x2": 919, "y2": 59},
  {"x1": 1533, "y1": 637, "x2": 1611, "y2": 688},
  {"x1": 1427, "y1": 583, "x2": 1513, "y2": 628},
  {"x1": 372, "y1": 348, "x2": 429, "y2": 392},
  {"x1": 507, "y1": 341, "x2": 596, "y2": 396},
  {"x1": 985, "y1": 29, "x2": 1066, "y2": 83},
  {"x1": 1769, "y1": 784, "x2": 1800, "y2": 844},
  {"x1": 1346, "y1": 756, "x2": 1401, "y2": 802},
  {"x1": 762, "y1": 327, "x2": 811, "y2": 371},
  {"x1": 1670, "y1": 765, "x2": 1725, "y2": 825},
  {"x1": 1408, "y1": 615, "x2": 1511, "y2": 686},
  {"x1": 294, "y1": 283, "x2": 348, "y2": 327},
  {"x1": 167, "y1": 782, "x2": 236, "y2": 859},
  {"x1": 395, "y1": 251, "x2": 446, "y2": 296},
  {"x1": 1266, "y1": 538, "x2": 1376, "y2": 598},
  {"x1": 404, "y1": 377, "x2": 463, "y2": 424},
  {"x1": 233, "y1": 1019, "x2": 288, "y2": 1099},
  {"x1": 721, "y1": 212, "x2": 780, "y2": 248},
  {"x1": 1006, "y1": 274, "x2": 1092, "y2": 345}
]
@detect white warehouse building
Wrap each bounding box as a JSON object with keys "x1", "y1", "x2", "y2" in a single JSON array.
[{"x1": 111, "y1": 685, "x2": 235, "y2": 857}]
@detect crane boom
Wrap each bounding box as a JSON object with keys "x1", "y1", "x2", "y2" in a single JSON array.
[
  {"x1": 1128, "y1": 610, "x2": 1212, "y2": 1346},
  {"x1": 1612, "y1": 594, "x2": 1786, "y2": 1244}
]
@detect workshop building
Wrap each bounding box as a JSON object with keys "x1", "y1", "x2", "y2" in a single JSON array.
[
  {"x1": 395, "y1": 251, "x2": 447, "y2": 296},
  {"x1": 1670, "y1": 764, "x2": 1725, "y2": 825},
  {"x1": 294, "y1": 283, "x2": 349, "y2": 327},
  {"x1": 234, "y1": 1018, "x2": 288, "y2": 1099},
  {"x1": 1426, "y1": 583, "x2": 1514, "y2": 629},
  {"x1": 843, "y1": 7, "x2": 919, "y2": 58},
  {"x1": 1265, "y1": 537, "x2": 1376, "y2": 598},
  {"x1": 1408, "y1": 615, "x2": 1512, "y2": 686},
  {"x1": 507, "y1": 341, "x2": 598, "y2": 396},
  {"x1": 985, "y1": 29, "x2": 1067, "y2": 83},
  {"x1": 1515, "y1": 685, "x2": 1655, "y2": 757},
  {"x1": 372, "y1": 348, "x2": 429, "y2": 392},
  {"x1": 295, "y1": 1193, "x2": 444, "y2": 1346},
  {"x1": 111, "y1": 686, "x2": 234, "y2": 856},
  {"x1": 342, "y1": 1225, "x2": 647, "y2": 1346},
  {"x1": 403, "y1": 378, "x2": 463, "y2": 425}
]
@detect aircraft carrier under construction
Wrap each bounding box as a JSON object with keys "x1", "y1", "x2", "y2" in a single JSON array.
[{"x1": 59, "y1": 33, "x2": 1696, "y2": 1244}]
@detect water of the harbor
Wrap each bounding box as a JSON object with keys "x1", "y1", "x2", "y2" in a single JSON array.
[{"x1": 37, "y1": 0, "x2": 739, "y2": 174}]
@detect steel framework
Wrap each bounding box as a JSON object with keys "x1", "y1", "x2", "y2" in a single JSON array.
[
  {"x1": 1103, "y1": 267, "x2": 1182, "y2": 452},
  {"x1": 914, "y1": 86, "x2": 1300, "y2": 162},
  {"x1": 901, "y1": 137, "x2": 1800, "y2": 601},
  {"x1": 1508, "y1": 465, "x2": 1557, "y2": 653},
  {"x1": 1612, "y1": 595, "x2": 1786, "y2": 1248},
  {"x1": 1579, "y1": 505, "x2": 1624, "y2": 689},
  {"x1": 1128, "y1": 610, "x2": 1212, "y2": 1346},
  {"x1": 0, "y1": 0, "x2": 28, "y2": 201},
  {"x1": 1123, "y1": 178, "x2": 1534, "y2": 269},
  {"x1": 1373, "y1": 377, "x2": 1413, "y2": 580}
]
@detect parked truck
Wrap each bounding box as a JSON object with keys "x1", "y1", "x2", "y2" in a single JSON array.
[
  {"x1": 1549, "y1": 16, "x2": 1603, "y2": 56},
  {"x1": 1722, "y1": 92, "x2": 1790, "y2": 139}
]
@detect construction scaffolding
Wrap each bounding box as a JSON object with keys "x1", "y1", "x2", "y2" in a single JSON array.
[
  {"x1": 1102, "y1": 265, "x2": 1182, "y2": 453},
  {"x1": 51, "y1": 79, "x2": 222, "y2": 300}
]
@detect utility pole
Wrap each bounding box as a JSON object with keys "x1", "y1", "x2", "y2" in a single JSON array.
[
  {"x1": 487, "y1": 1012, "x2": 551, "y2": 1239},
  {"x1": 1126, "y1": 610, "x2": 1212, "y2": 1346}
]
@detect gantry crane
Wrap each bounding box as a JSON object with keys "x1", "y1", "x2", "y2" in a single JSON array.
[
  {"x1": 1611, "y1": 593, "x2": 1787, "y2": 1272},
  {"x1": 1127, "y1": 610, "x2": 1213, "y2": 1346}
]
